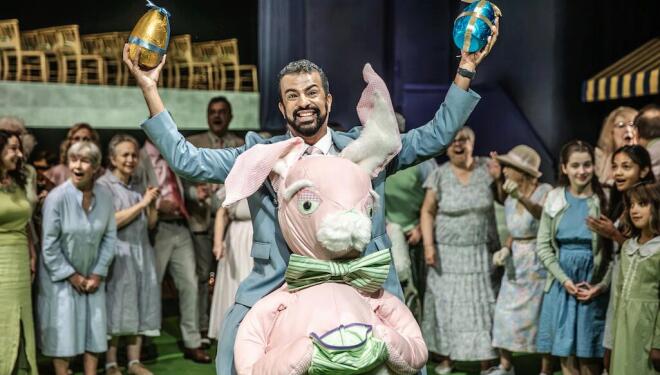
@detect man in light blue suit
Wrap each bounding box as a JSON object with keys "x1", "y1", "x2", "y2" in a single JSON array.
[{"x1": 123, "y1": 22, "x2": 498, "y2": 374}]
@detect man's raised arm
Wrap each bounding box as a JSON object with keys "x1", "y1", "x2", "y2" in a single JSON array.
[
  {"x1": 123, "y1": 44, "x2": 242, "y2": 184},
  {"x1": 390, "y1": 18, "x2": 499, "y2": 173}
]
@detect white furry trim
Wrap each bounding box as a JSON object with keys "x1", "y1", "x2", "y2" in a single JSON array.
[
  {"x1": 369, "y1": 189, "x2": 380, "y2": 209},
  {"x1": 317, "y1": 211, "x2": 371, "y2": 254},
  {"x1": 340, "y1": 91, "x2": 401, "y2": 177},
  {"x1": 283, "y1": 179, "x2": 314, "y2": 201},
  {"x1": 272, "y1": 159, "x2": 287, "y2": 178}
]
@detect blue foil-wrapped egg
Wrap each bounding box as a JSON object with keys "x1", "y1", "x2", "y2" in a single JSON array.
[{"x1": 453, "y1": 1, "x2": 501, "y2": 53}]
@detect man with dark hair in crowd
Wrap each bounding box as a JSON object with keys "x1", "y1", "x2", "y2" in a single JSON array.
[
  {"x1": 634, "y1": 103, "x2": 660, "y2": 179},
  {"x1": 185, "y1": 96, "x2": 244, "y2": 346}
]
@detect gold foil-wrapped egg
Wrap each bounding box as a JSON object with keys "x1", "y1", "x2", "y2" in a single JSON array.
[{"x1": 128, "y1": 1, "x2": 171, "y2": 69}]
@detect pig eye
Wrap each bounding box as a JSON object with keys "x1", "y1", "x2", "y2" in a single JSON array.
[
  {"x1": 365, "y1": 203, "x2": 374, "y2": 218},
  {"x1": 297, "y1": 188, "x2": 321, "y2": 215}
]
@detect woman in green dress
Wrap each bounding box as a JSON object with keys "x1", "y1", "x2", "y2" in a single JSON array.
[{"x1": 0, "y1": 130, "x2": 38, "y2": 374}]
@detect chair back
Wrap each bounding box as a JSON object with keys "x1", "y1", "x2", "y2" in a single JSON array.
[
  {"x1": 0, "y1": 19, "x2": 21, "y2": 51},
  {"x1": 169, "y1": 34, "x2": 193, "y2": 64}
]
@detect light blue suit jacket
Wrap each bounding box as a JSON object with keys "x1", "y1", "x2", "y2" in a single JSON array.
[{"x1": 141, "y1": 83, "x2": 480, "y2": 374}]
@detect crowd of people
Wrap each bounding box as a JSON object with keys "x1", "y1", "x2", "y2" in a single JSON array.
[{"x1": 0, "y1": 38, "x2": 659, "y2": 375}]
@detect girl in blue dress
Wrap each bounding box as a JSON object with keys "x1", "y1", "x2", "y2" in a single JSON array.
[{"x1": 536, "y1": 140, "x2": 611, "y2": 375}]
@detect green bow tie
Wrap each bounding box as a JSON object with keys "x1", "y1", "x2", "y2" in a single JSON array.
[{"x1": 285, "y1": 250, "x2": 392, "y2": 294}]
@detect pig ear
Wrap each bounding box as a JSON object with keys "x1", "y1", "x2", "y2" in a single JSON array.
[
  {"x1": 340, "y1": 63, "x2": 401, "y2": 177},
  {"x1": 223, "y1": 137, "x2": 306, "y2": 206}
]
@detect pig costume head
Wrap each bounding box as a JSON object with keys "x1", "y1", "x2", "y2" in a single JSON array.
[{"x1": 223, "y1": 63, "x2": 401, "y2": 260}]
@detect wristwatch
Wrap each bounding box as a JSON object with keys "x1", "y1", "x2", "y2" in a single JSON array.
[{"x1": 457, "y1": 67, "x2": 476, "y2": 80}]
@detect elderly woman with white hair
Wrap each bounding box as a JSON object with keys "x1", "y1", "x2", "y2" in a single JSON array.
[
  {"x1": 97, "y1": 134, "x2": 161, "y2": 375},
  {"x1": 37, "y1": 141, "x2": 116, "y2": 375}
]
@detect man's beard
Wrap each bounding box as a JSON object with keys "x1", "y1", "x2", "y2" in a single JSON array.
[{"x1": 286, "y1": 105, "x2": 328, "y2": 137}]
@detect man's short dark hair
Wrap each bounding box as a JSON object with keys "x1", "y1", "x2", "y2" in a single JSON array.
[
  {"x1": 635, "y1": 103, "x2": 660, "y2": 140},
  {"x1": 277, "y1": 59, "x2": 329, "y2": 101},
  {"x1": 208, "y1": 96, "x2": 232, "y2": 114}
]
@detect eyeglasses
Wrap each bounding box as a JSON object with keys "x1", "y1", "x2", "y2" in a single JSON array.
[{"x1": 614, "y1": 121, "x2": 636, "y2": 130}]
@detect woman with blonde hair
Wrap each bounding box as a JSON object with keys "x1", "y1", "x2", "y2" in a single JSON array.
[{"x1": 595, "y1": 106, "x2": 638, "y2": 186}]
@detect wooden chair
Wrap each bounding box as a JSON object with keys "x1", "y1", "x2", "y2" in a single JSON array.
[
  {"x1": 192, "y1": 41, "x2": 227, "y2": 90},
  {"x1": 0, "y1": 19, "x2": 48, "y2": 82},
  {"x1": 81, "y1": 32, "x2": 126, "y2": 86},
  {"x1": 25, "y1": 25, "x2": 106, "y2": 84},
  {"x1": 168, "y1": 34, "x2": 214, "y2": 90},
  {"x1": 216, "y1": 38, "x2": 258, "y2": 92},
  {"x1": 19, "y1": 28, "x2": 59, "y2": 82}
]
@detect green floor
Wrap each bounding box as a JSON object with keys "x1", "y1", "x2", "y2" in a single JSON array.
[
  {"x1": 38, "y1": 317, "x2": 562, "y2": 375},
  {"x1": 37, "y1": 316, "x2": 217, "y2": 374}
]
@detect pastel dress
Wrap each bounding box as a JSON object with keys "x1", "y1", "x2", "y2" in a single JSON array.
[
  {"x1": 208, "y1": 198, "x2": 254, "y2": 339},
  {"x1": 0, "y1": 183, "x2": 38, "y2": 374},
  {"x1": 536, "y1": 190, "x2": 609, "y2": 358},
  {"x1": 421, "y1": 157, "x2": 499, "y2": 361},
  {"x1": 97, "y1": 170, "x2": 161, "y2": 337},
  {"x1": 492, "y1": 183, "x2": 552, "y2": 352},
  {"x1": 610, "y1": 236, "x2": 660, "y2": 375},
  {"x1": 37, "y1": 180, "x2": 116, "y2": 356}
]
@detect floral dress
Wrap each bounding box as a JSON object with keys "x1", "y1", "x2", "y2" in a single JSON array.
[
  {"x1": 492, "y1": 183, "x2": 551, "y2": 352},
  {"x1": 421, "y1": 157, "x2": 499, "y2": 360}
]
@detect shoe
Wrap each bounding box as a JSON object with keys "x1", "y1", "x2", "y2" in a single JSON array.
[
  {"x1": 106, "y1": 366, "x2": 123, "y2": 375},
  {"x1": 435, "y1": 363, "x2": 453, "y2": 375},
  {"x1": 482, "y1": 365, "x2": 515, "y2": 375},
  {"x1": 128, "y1": 363, "x2": 153, "y2": 375},
  {"x1": 200, "y1": 336, "x2": 212, "y2": 350},
  {"x1": 183, "y1": 347, "x2": 212, "y2": 363}
]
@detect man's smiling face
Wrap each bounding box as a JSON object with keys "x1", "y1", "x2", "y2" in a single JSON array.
[{"x1": 278, "y1": 71, "x2": 332, "y2": 137}]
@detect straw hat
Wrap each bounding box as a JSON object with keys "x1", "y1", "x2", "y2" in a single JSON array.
[{"x1": 495, "y1": 145, "x2": 542, "y2": 178}]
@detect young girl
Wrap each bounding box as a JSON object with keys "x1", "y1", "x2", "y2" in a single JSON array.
[
  {"x1": 536, "y1": 140, "x2": 611, "y2": 375},
  {"x1": 609, "y1": 182, "x2": 660, "y2": 375},
  {"x1": 586, "y1": 145, "x2": 656, "y2": 369}
]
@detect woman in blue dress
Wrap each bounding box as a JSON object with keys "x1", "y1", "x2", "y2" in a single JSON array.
[
  {"x1": 38, "y1": 141, "x2": 116, "y2": 375},
  {"x1": 97, "y1": 134, "x2": 161, "y2": 375},
  {"x1": 536, "y1": 140, "x2": 612, "y2": 375}
]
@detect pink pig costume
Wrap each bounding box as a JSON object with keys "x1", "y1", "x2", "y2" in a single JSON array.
[{"x1": 223, "y1": 65, "x2": 428, "y2": 374}]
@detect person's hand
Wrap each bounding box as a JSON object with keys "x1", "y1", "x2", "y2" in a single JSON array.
[
  {"x1": 424, "y1": 245, "x2": 437, "y2": 267},
  {"x1": 492, "y1": 246, "x2": 511, "y2": 266},
  {"x1": 30, "y1": 253, "x2": 37, "y2": 283},
  {"x1": 85, "y1": 274, "x2": 102, "y2": 293},
  {"x1": 196, "y1": 184, "x2": 210, "y2": 202},
  {"x1": 563, "y1": 279, "x2": 578, "y2": 296},
  {"x1": 68, "y1": 273, "x2": 87, "y2": 294},
  {"x1": 459, "y1": 17, "x2": 500, "y2": 70},
  {"x1": 586, "y1": 215, "x2": 618, "y2": 240},
  {"x1": 650, "y1": 348, "x2": 660, "y2": 372},
  {"x1": 158, "y1": 199, "x2": 179, "y2": 216},
  {"x1": 503, "y1": 179, "x2": 520, "y2": 199},
  {"x1": 405, "y1": 226, "x2": 422, "y2": 246},
  {"x1": 213, "y1": 241, "x2": 225, "y2": 260},
  {"x1": 141, "y1": 186, "x2": 160, "y2": 208},
  {"x1": 576, "y1": 282, "x2": 604, "y2": 302},
  {"x1": 122, "y1": 43, "x2": 167, "y2": 92},
  {"x1": 487, "y1": 151, "x2": 502, "y2": 179}
]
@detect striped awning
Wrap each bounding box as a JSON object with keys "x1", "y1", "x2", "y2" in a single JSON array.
[{"x1": 582, "y1": 38, "x2": 660, "y2": 102}]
